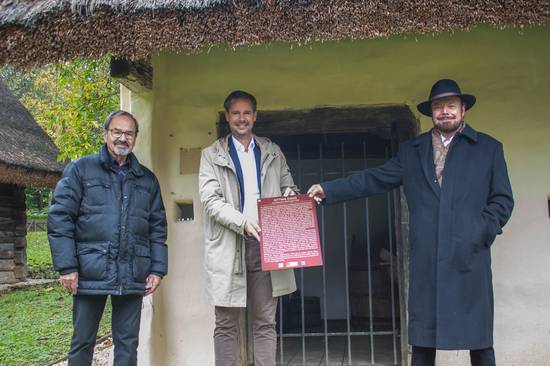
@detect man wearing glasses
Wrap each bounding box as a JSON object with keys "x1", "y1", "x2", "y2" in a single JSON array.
[{"x1": 48, "y1": 110, "x2": 168, "y2": 366}]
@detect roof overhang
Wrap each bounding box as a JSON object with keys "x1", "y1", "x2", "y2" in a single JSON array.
[{"x1": 1, "y1": 0, "x2": 549, "y2": 68}]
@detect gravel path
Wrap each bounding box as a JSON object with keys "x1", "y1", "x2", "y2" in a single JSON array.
[
  {"x1": 0, "y1": 278, "x2": 55, "y2": 293},
  {"x1": 50, "y1": 337, "x2": 113, "y2": 366}
]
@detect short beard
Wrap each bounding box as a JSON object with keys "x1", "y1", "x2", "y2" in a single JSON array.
[
  {"x1": 113, "y1": 145, "x2": 131, "y2": 156},
  {"x1": 435, "y1": 119, "x2": 463, "y2": 134}
]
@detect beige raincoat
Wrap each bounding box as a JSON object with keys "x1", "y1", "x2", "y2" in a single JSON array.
[{"x1": 199, "y1": 135, "x2": 297, "y2": 307}]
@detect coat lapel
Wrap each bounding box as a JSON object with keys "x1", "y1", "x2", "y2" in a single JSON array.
[
  {"x1": 440, "y1": 123, "x2": 478, "y2": 196},
  {"x1": 255, "y1": 136, "x2": 277, "y2": 187},
  {"x1": 213, "y1": 136, "x2": 236, "y2": 172},
  {"x1": 414, "y1": 132, "x2": 440, "y2": 198}
]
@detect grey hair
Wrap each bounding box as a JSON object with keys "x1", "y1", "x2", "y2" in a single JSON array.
[{"x1": 103, "y1": 110, "x2": 139, "y2": 133}]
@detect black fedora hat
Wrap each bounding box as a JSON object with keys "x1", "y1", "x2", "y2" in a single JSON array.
[{"x1": 417, "y1": 79, "x2": 476, "y2": 117}]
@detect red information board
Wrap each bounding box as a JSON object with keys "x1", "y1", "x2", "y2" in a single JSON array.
[{"x1": 257, "y1": 194, "x2": 323, "y2": 271}]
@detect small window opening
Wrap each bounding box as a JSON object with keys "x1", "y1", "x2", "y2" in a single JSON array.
[{"x1": 175, "y1": 200, "x2": 194, "y2": 222}]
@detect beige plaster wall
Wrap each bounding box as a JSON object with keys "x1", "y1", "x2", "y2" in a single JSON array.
[
  {"x1": 130, "y1": 24, "x2": 550, "y2": 365},
  {"x1": 119, "y1": 87, "x2": 156, "y2": 365}
]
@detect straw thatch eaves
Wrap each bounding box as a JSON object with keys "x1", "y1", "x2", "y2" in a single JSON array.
[
  {"x1": 0, "y1": 81, "x2": 62, "y2": 188},
  {"x1": 0, "y1": 0, "x2": 549, "y2": 68}
]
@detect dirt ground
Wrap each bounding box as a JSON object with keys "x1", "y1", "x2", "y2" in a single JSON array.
[{"x1": 50, "y1": 337, "x2": 113, "y2": 366}]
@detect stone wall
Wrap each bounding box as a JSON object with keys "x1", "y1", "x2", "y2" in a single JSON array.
[{"x1": 0, "y1": 183, "x2": 27, "y2": 283}]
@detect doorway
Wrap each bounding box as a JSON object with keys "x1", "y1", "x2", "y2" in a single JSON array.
[{"x1": 219, "y1": 105, "x2": 418, "y2": 366}]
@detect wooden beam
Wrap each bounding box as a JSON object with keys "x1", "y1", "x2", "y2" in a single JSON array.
[
  {"x1": 0, "y1": 271, "x2": 16, "y2": 283},
  {"x1": 0, "y1": 243, "x2": 14, "y2": 259},
  {"x1": 218, "y1": 104, "x2": 418, "y2": 139},
  {"x1": 110, "y1": 58, "x2": 152, "y2": 93},
  {"x1": 0, "y1": 259, "x2": 15, "y2": 271},
  {"x1": 0, "y1": 184, "x2": 27, "y2": 283}
]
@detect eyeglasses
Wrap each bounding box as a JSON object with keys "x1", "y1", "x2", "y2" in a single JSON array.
[{"x1": 108, "y1": 129, "x2": 136, "y2": 139}]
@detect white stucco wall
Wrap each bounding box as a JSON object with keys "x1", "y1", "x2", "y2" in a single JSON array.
[{"x1": 124, "y1": 24, "x2": 550, "y2": 365}]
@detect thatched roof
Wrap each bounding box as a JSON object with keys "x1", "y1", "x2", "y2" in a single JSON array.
[
  {"x1": 0, "y1": 0, "x2": 548, "y2": 67},
  {"x1": 0, "y1": 80, "x2": 62, "y2": 187}
]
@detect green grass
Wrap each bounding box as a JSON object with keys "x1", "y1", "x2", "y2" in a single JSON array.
[
  {"x1": 0, "y1": 283, "x2": 112, "y2": 366},
  {"x1": 27, "y1": 213, "x2": 48, "y2": 220},
  {"x1": 26, "y1": 232, "x2": 57, "y2": 279},
  {"x1": 0, "y1": 230, "x2": 113, "y2": 364}
]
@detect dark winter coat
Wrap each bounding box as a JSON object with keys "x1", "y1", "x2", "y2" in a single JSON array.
[
  {"x1": 48, "y1": 145, "x2": 168, "y2": 296},
  {"x1": 321, "y1": 124, "x2": 514, "y2": 349}
]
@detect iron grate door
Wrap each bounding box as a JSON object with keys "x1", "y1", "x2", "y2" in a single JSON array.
[{"x1": 271, "y1": 133, "x2": 401, "y2": 366}]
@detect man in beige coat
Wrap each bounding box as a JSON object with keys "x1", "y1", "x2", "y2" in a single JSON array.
[{"x1": 199, "y1": 90, "x2": 297, "y2": 366}]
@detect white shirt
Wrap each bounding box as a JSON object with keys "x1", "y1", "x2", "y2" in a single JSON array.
[
  {"x1": 232, "y1": 136, "x2": 260, "y2": 224},
  {"x1": 441, "y1": 134, "x2": 454, "y2": 147}
]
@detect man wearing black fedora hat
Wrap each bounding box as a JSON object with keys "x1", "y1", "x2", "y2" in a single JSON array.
[{"x1": 308, "y1": 79, "x2": 514, "y2": 366}]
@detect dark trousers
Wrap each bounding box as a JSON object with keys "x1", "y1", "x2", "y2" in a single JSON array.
[
  {"x1": 68, "y1": 294, "x2": 143, "y2": 366},
  {"x1": 214, "y1": 236, "x2": 279, "y2": 366},
  {"x1": 412, "y1": 346, "x2": 496, "y2": 366}
]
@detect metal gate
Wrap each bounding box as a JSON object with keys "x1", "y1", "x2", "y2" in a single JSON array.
[{"x1": 272, "y1": 133, "x2": 401, "y2": 366}]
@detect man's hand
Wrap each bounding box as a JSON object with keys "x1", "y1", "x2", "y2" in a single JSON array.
[
  {"x1": 145, "y1": 274, "x2": 162, "y2": 296},
  {"x1": 244, "y1": 219, "x2": 261, "y2": 241},
  {"x1": 307, "y1": 184, "x2": 326, "y2": 204},
  {"x1": 59, "y1": 272, "x2": 78, "y2": 294},
  {"x1": 283, "y1": 187, "x2": 297, "y2": 197}
]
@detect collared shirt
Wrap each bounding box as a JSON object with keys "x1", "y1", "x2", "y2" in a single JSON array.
[
  {"x1": 106, "y1": 148, "x2": 129, "y2": 190},
  {"x1": 232, "y1": 136, "x2": 260, "y2": 224},
  {"x1": 440, "y1": 133, "x2": 454, "y2": 147}
]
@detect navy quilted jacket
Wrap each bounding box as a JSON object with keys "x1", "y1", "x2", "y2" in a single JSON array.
[{"x1": 48, "y1": 145, "x2": 168, "y2": 295}]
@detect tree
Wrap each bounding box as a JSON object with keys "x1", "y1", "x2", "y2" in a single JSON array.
[
  {"x1": 1, "y1": 56, "x2": 120, "y2": 211},
  {"x1": 1, "y1": 56, "x2": 119, "y2": 161}
]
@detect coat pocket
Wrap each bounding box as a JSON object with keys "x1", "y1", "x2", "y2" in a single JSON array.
[
  {"x1": 205, "y1": 217, "x2": 224, "y2": 242},
  {"x1": 450, "y1": 213, "x2": 486, "y2": 272},
  {"x1": 133, "y1": 184, "x2": 151, "y2": 211},
  {"x1": 470, "y1": 216, "x2": 489, "y2": 248},
  {"x1": 451, "y1": 238, "x2": 478, "y2": 273},
  {"x1": 133, "y1": 244, "x2": 151, "y2": 283},
  {"x1": 77, "y1": 242, "x2": 109, "y2": 280},
  {"x1": 83, "y1": 180, "x2": 111, "y2": 206}
]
